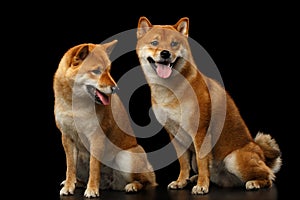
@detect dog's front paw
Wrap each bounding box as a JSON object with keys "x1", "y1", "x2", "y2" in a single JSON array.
[
  {"x1": 60, "y1": 182, "x2": 76, "y2": 196},
  {"x1": 191, "y1": 185, "x2": 209, "y2": 195},
  {"x1": 125, "y1": 181, "x2": 143, "y2": 193},
  {"x1": 84, "y1": 187, "x2": 100, "y2": 198},
  {"x1": 167, "y1": 180, "x2": 188, "y2": 190}
]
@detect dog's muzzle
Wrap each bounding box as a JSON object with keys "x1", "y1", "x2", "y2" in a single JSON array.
[
  {"x1": 86, "y1": 85, "x2": 116, "y2": 105},
  {"x1": 147, "y1": 50, "x2": 179, "y2": 79}
]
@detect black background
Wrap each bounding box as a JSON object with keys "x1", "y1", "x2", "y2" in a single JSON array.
[{"x1": 6, "y1": 2, "x2": 296, "y2": 200}]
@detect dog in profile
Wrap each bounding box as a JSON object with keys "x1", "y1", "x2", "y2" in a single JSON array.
[
  {"x1": 136, "y1": 16, "x2": 282, "y2": 195},
  {"x1": 53, "y1": 40, "x2": 157, "y2": 198}
]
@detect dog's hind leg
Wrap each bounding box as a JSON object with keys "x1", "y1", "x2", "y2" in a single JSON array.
[
  {"x1": 224, "y1": 142, "x2": 275, "y2": 190},
  {"x1": 114, "y1": 145, "x2": 157, "y2": 192}
]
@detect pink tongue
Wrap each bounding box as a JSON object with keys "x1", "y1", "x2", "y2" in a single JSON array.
[
  {"x1": 96, "y1": 90, "x2": 110, "y2": 105},
  {"x1": 156, "y1": 63, "x2": 172, "y2": 79}
]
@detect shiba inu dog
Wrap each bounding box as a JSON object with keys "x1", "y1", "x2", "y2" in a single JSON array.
[
  {"x1": 53, "y1": 40, "x2": 157, "y2": 198},
  {"x1": 136, "y1": 16, "x2": 282, "y2": 195}
]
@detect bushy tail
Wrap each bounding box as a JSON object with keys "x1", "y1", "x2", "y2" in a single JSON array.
[{"x1": 254, "y1": 132, "x2": 282, "y2": 173}]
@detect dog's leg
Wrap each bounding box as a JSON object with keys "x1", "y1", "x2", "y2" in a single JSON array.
[
  {"x1": 60, "y1": 134, "x2": 78, "y2": 196},
  {"x1": 115, "y1": 149, "x2": 143, "y2": 193},
  {"x1": 224, "y1": 143, "x2": 274, "y2": 190},
  {"x1": 191, "y1": 129, "x2": 211, "y2": 195},
  {"x1": 191, "y1": 155, "x2": 210, "y2": 194},
  {"x1": 84, "y1": 155, "x2": 101, "y2": 198},
  {"x1": 84, "y1": 133, "x2": 105, "y2": 198},
  {"x1": 115, "y1": 145, "x2": 157, "y2": 193},
  {"x1": 167, "y1": 133, "x2": 191, "y2": 190}
]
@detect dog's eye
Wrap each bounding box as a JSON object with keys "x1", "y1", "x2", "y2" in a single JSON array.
[
  {"x1": 151, "y1": 41, "x2": 158, "y2": 46},
  {"x1": 91, "y1": 68, "x2": 101, "y2": 74},
  {"x1": 171, "y1": 41, "x2": 178, "y2": 47}
]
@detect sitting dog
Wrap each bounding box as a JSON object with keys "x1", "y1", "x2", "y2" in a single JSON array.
[
  {"x1": 135, "y1": 16, "x2": 282, "y2": 194},
  {"x1": 53, "y1": 40, "x2": 157, "y2": 198}
]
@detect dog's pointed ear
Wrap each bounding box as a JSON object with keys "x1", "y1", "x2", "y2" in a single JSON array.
[
  {"x1": 174, "y1": 17, "x2": 189, "y2": 37},
  {"x1": 72, "y1": 45, "x2": 90, "y2": 66},
  {"x1": 102, "y1": 39, "x2": 118, "y2": 57},
  {"x1": 137, "y1": 16, "x2": 152, "y2": 39}
]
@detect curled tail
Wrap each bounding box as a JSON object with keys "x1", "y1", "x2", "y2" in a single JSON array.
[{"x1": 254, "y1": 132, "x2": 282, "y2": 173}]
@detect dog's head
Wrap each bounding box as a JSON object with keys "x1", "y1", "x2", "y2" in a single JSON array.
[
  {"x1": 136, "y1": 17, "x2": 191, "y2": 79},
  {"x1": 58, "y1": 40, "x2": 118, "y2": 105}
]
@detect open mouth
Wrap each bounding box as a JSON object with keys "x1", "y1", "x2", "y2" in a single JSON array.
[
  {"x1": 86, "y1": 85, "x2": 110, "y2": 105},
  {"x1": 147, "y1": 57, "x2": 180, "y2": 79}
]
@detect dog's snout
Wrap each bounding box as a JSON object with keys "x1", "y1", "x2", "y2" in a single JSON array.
[{"x1": 160, "y1": 50, "x2": 171, "y2": 59}]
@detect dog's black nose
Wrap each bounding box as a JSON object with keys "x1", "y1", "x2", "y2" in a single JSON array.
[
  {"x1": 160, "y1": 50, "x2": 171, "y2": 59},
  {"x1": 111, "y1": 86, "x2": 119, "y2": 94}
]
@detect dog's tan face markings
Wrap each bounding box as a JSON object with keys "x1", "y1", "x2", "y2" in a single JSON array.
[
  {"x1": 71, "y1": 42, "x2": 114, "y2": 77},
  {"x1": 79, "y1": 45, "x2": 117, "y2": 93},
  {"x1": 64, "y1": 41, "x2": 117, "y2": 84},
  {"x1": 137, "y1": 17, "x2": 191, "y2": 78},
  {"x1": 66, "y1": 41, "x2": 118, "y2": 105},
  {"x1": 141, "y1": 29, "x2": 184, "y2": 61}
]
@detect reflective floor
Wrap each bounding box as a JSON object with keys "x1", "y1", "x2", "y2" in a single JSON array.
[{"x1": 57, "y1": 182, "x2": 279, "y2": 200}]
